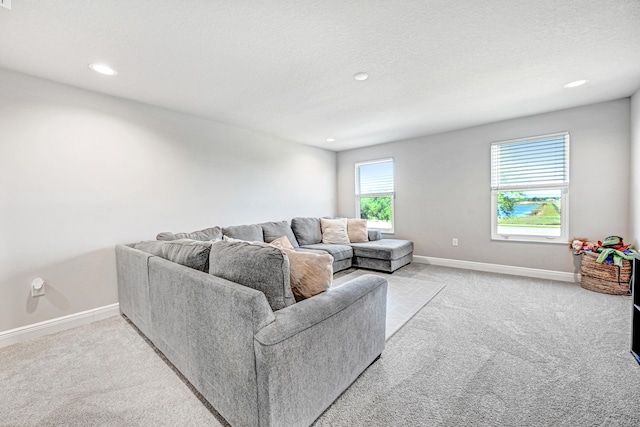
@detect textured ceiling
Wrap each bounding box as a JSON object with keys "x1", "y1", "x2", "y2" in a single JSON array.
[{"x1": 1, "y1": 0, "x2": 639, "y2": 151}]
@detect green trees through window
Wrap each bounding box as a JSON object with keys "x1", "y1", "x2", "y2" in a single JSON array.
[
  {"x1": 359, "y1": 197, "x2": 392, "y2": 222},
  {"x1": 497, "y1": 192, "x2": 525, "y2": 218},
  {"x1": 356, "y1": 158, "x2": 394, "y2": 231}
]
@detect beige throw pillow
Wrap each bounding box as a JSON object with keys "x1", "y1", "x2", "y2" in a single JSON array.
[
  {"x1": 283, "y1": 249, "x2": 333, "y2": 300},
  {"x1": 320, "y1": 218, "x2": 350, "y2": 244},
  {"x1": 270, "y1": 235, "x2": 294, "y2": 250},
  {"x1": 347, "y1": 219, "x2": 368, "y2": 243}
]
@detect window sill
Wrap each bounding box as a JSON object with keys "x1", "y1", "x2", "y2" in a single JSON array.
[{"x1": 491, "y1": 235, "x2": 568, "y2": 245}]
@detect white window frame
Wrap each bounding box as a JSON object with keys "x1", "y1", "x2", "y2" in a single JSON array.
[
  {"x1": 490, "y1": 132, "x2": 570, "y2": 244},
  {"x1": 355, "y1": 158, "x2": 395, "y2": 234}
]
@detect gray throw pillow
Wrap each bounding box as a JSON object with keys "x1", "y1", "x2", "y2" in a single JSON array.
[
  {"x1": 222, "y1": 224, "x2": 264, "y2": 242},
  {"x1": 291, "y1": 217, "x2": 322, "y2": 246},
  {"x1": 162, "y1": 239, "x2": 212, "y2": 272},
  {"x1": 260, "y1": 220, "x2": 300, "y2": 248},
  {"x1": 209, "y1": 240, "x2": 295, "y2": 311},
  {"x1": 157, "y1": 226, "x2": 222, "y2": 241}
]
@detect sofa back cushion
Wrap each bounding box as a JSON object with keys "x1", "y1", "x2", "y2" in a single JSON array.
[
  {"x1": 156, "y1": 226, "x2": 222, "y2": 242},
  {"x1": 134, "y1": 239, "x2": 212, "y2": 272},
  {"x1": 291, "y1": 217, "x2": 322, "y2": 246},
  {"x1": 162, "y1": 239, "x2": 212, "y2": 272},
  {"x1": 260, "y1": 220, "x2": 300, "y2": 248},
  {"x1": 209, "y1": 240, "x2": 295, "y2": 311},
  {"x1": 133, "y1": 240, "x2": 166, "y2": 256},
  {"x1": 222, "y1": 224, "x2": 264, "y2": 242}
]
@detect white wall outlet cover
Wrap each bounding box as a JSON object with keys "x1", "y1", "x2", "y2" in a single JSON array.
[
  {"x1": 0, "y1": 0, "x2": 11, "y2": 10},
  {"x1": 31, "y1": 277, "x2": 45, "y2": 296}
]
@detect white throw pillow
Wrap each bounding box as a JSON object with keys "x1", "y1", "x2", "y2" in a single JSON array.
[
  {"x1": 347, "y1": 219, "x2": 368, "y2": 243},
  {"x1": 320, "y1": 218, "x2": 350, "y2": 244}
]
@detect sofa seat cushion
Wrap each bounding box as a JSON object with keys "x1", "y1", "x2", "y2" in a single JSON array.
[
  {"x1": 222, "y1": 224, "x2": 264, "y2": 242},
  {"x1": 294, "y1": 248, "x2": 328, "y2": 255},
  {"x1": 299, "y1": 244, "x2": 353, "y2": 261},
  {"x1": 349, "y1": 239, "x2": 414, "y2": 261}
]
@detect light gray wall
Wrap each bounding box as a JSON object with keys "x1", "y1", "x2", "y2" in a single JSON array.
[
  {"x1": 0, "y1": 69, "x2": 336, "y2": 332},
  {"x1": 631, "y1": 90, "x2": 640, "y2": 248},
  {"x1": 338, "y1": 99, "x2": 630, "y2": 273}
]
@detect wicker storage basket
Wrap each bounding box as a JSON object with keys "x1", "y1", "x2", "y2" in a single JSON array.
[{"x1": 580, "y1": 251, "x2": 631, "y2": 295}]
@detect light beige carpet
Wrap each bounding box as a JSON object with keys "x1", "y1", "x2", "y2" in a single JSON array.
[
  {"x1": 334, "y1": 264, "x2": 446, "y2": 340},
  {"x1": 4, "y1": 264, "x2": 638, "y2": 426}
]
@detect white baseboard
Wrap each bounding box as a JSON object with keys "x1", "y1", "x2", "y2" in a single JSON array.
[
  {"x1": 0, "y1": 303, "x2": 120, "y2": 349},
  {"x1": 413, "y1": 256, "x2": 580, "y2": 283}
]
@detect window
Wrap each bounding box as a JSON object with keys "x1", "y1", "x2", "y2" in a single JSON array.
[
  {"x1": 355, "y1": 158, "x2": 394, "y2": 232},
  {"x1": 491, "y1": 132, "x2": 569, "y2": 243}
]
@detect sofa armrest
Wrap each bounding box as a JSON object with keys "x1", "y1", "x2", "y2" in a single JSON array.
[
  {"x1": 116, "y1": 244, "x2": 155, "y2": 338},
  {"x1": 253, "y1": 274, "x2": 387, "y2": 427},
  {"x1": 368, "y1": 229, "x2": 382, "y2": 241},
  {"x1": 255, "y1": 275, "x2": 386, "y2": 345},
  {"x1": 147, "y1": 256, "x2": 276, "y2": 427}
]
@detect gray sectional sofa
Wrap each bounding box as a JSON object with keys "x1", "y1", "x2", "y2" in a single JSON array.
[
  {"x1": 155, "y1": 217, "x2": 414, "y2": 273},
  {"x1": 224, "y1": 217, "x2": 414, "y2": 274},
  {"x1": 116, "y1": 217, "x2": 414, "y2": 426}
]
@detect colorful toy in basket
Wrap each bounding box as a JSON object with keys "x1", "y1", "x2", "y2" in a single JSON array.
[
  {"x1": 573, "y1": 235, "x2": 635, "y2": 295},
  {"x1": 569, "y1": 238, "x2": 599, "y2": 255},
  {"x1": 595, "y1": 235, "x2": 636, "y2": 266},
  {"x1": 570, "y1": 235, "x2": 637, "y2": 265}
]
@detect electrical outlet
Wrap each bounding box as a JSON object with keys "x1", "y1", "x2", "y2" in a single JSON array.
[
  {"x1": 0, "y1": 0, "x2": 11, "y2": 10},
  {"x1": 31, "y1": 278, "x2": 45, "y2": 297},
  {"x1": 452, "y1": 238, "x2": 459, "y2": 247}
]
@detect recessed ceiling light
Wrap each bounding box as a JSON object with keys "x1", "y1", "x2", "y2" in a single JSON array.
[
  {"x1": 563, "y1": 79, "x2": 588, "y2": 88},
  {"x1": 89, "y1": 63, "x2": 118, "y2": 76},
  {"x1": 354, "y1": 72, "x2": 369, "y2": 81},
  {"x1": 326, "y1": 138, "x2": 335, "y2": 142}
]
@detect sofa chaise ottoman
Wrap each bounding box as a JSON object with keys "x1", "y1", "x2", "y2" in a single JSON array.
[
  {"x1": 350, "y1": 239, "x2": 414, "y2": 273},
  {"x1": 289, "y1": 216, "x2": 413, "y2": 273}
]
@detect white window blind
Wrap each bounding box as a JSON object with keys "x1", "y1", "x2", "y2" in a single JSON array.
[
  {"x1": 356, "y1": 159, "x2": 394, "y2": 195},
  {"x1": 491, "y1": 132, "x2": 569, "y2": 190}
]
